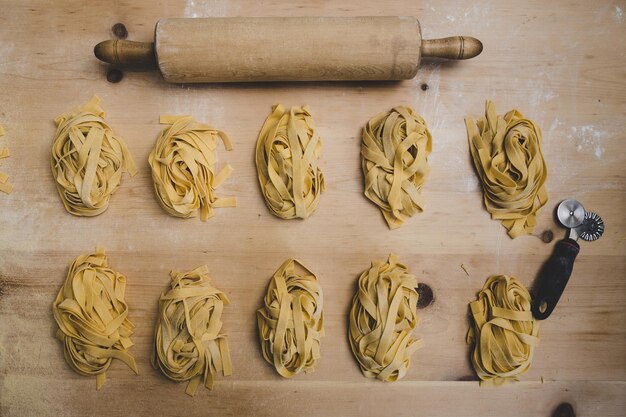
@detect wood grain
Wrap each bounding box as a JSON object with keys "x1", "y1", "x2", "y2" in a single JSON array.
[{"x1": 0, "y1": 0, "x2": 625, "y2": 416}]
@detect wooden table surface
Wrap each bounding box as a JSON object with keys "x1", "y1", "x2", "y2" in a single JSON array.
[{"x1": 1, "y1": 0, "x2": 625, "y2": 416}]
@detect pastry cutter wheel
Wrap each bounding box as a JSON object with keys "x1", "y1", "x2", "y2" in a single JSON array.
[{"x1": 532, "y1": 199, "x2": 605, "y2": 320}]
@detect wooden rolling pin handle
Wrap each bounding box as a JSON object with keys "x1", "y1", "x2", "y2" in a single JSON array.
[
  {"x1": 94, "y1": 40, "x2": 157, "y2": 67},
  {"x1": 420, "y1": 36, "x2": 483, "y2": 60}
]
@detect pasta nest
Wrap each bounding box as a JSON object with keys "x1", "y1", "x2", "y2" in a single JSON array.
[
  {"x1": 52, "y1": 247, "x2": 138, "y2": 390},
  {"x1": 466, "y1": 101, "x2": 548, "y2": 238},
  {"x1": 467, "y1": 275, "x2": 540, "y2": 386},
  {"x1": 148, "y1": 116, "x2": 236, "y2": 221},
  {"x1": 51, "y1": 96, "x2": 137, "y2": 216},
  {"x1": 361, "y1": 106, "x2": 432, "y2": 229},
  {"x1": 257, "y1": 259, "x2": 324, "y2": 377},
  {"x1": 349, "y1": 254, "x2": 422, "y2": 381},
  {"x1": 152, "y1": 266, "x2": 232, "y2": 396},
  {"x1": 255, "y1": 104, "x2": 324, "y2": 219}
]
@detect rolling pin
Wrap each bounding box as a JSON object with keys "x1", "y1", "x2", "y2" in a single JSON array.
[{"x1": 94, "y1": 16, "x2": 483, "y2": 83}]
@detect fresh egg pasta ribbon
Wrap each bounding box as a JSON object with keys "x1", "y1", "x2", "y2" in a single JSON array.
[
  {"x1": 466, "y1": 101, "x2": 548, "y2": 238},
  {"x1": 152, "y1": 266, "x2": 232, "y2": 396},
  {"x1": 257, "y1": 259, "x2": 324, "y2": 377},
  {"x1": 51, "y1": 96, "x2": 137, "y2": 216},
  {"x1": 52, "y1": 247, "x2": 138, "y2": 390},
  {"x1": 349, "y1": 254, "x2": 422, "y2": 381},
  {"x1": 255, "y1": 104, "x2": 324, "y2": 219},
  {"x1": 466, "y1": 275, "x2": 539, "y2": 386},
  {"x1": 361, "y1": 106, "x2": 432, "y2": 229},
  {"x1": 148, "y1": 116, "x2": 236, "y2": 221},
  {"x1": 0, "y1": 125, "x2": 11, "y2": 194}
]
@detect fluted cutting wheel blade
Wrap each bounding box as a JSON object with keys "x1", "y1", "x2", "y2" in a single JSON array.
[{"x1": 578, "y1": 212, "x2": 605, "y2": 241}]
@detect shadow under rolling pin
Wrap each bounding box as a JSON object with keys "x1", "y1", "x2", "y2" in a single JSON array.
[{"x1": 94, "y1": 16, "x2": 483, "y2": 83}]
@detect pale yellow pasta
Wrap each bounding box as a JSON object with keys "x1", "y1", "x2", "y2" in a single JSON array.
[
  {"x1": 52, "y1": 247, "x2": 138, "y2": 390},
  {"x1": 51, "y1": 96, "x2": 137, "y2": 216},
  {"x1": 467, "y1": 275, "x2": 540, "y2": 386},
  {"x1": 257, "y1": 259, "x2": 324, "y2": 378},
  {"x1": 255, "y1": 104, "x2": 324, "y2": 219},
  {"x1": 148, "y1": 116, "x2": 236, "y2": 221},
  {"x1": 361, "y1": 106, "x2": 432, "y2": 229},
  {"x1": 349, "y1": 254, "x2": 423, "y2": 381},
  {"x1": 466, "y1": 101, "x2": 548, "y2": 238},
  {"x1": 152, "y1": 266, "x2": 232, "y2": 396}
]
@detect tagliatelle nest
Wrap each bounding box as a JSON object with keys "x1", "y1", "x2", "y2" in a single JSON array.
[
  {"x1": 255, "y1": 104, "x2": 324, "y2": 220},
  {"x1": 361, "y1": 106, "x2": 432, "y2": 229},
  {"x1": 52, "y1": 247, "x2": 138, "y2": 390},
  {"x1": 348, "y1": 254, "x2": 423, "y2": 381},
  {"x1": 467, "y1": 275, "x2": 540, "y2": 386},
  {"x1": 148, "y1": 115, "x2": 236, "y2": 221},
  {"x1": 466, "y1": 101, "x2": 548, "y2": 238},
  {"x1": 152, "y1": 266, "x2": 232, "y2": 396},
  {"x1": 257, "y1": 259, "x2": 324, "y2": 378},
  {"x1": 51, "y1": 96, "x2": 137, "y2": 216}
]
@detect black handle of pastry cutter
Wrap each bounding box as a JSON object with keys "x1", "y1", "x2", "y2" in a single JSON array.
[{"x1": 532, "y1": 238, "x2": 580, "y2": 320}]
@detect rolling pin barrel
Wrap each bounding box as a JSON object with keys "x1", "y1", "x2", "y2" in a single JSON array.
[{"x1": 94, "y1": 16, "x2": 482, "y2": 83}]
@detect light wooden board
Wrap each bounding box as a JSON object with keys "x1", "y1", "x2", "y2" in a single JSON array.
[{"x1": 1, "y1": 0, "x2": 625, "y2": 416}]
